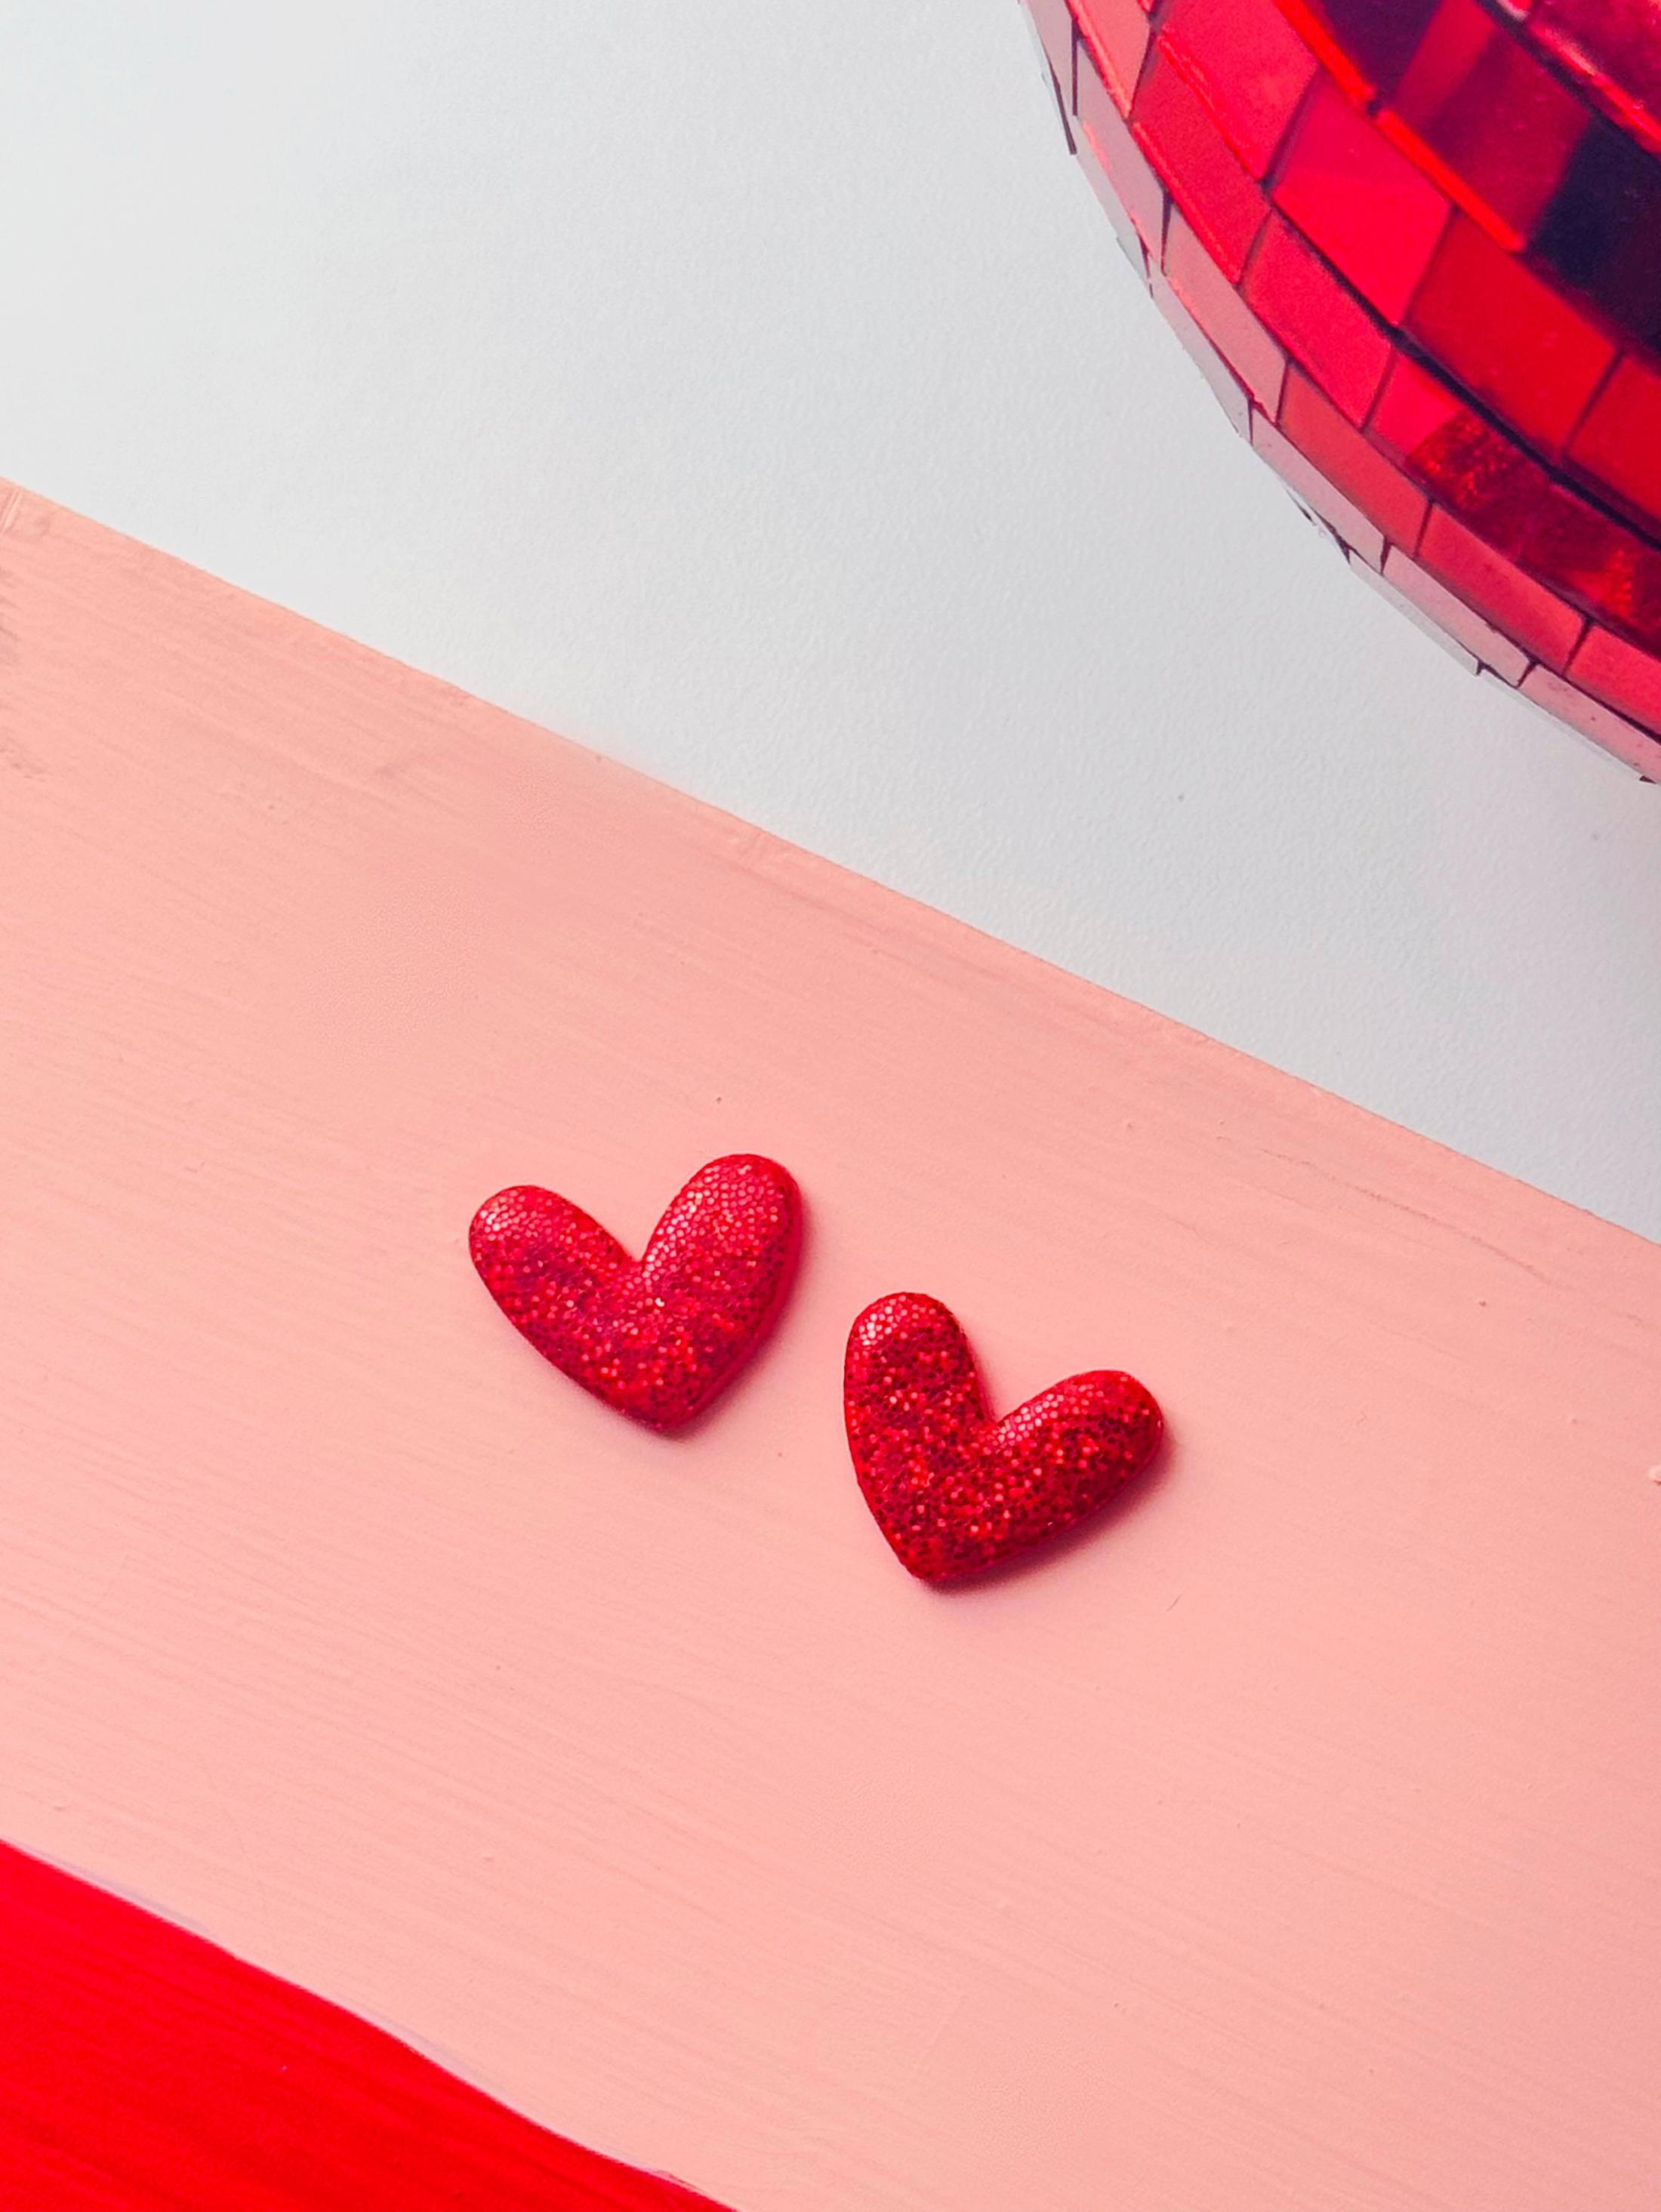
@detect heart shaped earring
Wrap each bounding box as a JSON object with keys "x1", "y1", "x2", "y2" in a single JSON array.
[
  {"x1": 470, "y1": 1154, "x2": 801, "y2": 1430},
  {"x1": 844, "y1": 1292, "x2": 1163, "y2": 1580}
]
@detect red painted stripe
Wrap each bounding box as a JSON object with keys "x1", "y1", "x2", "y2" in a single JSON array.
[{"x1": 0, "y1": 1842, "x2": 731, "y2": 2210}]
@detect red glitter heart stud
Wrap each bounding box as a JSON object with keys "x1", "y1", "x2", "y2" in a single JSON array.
[
  {"x1": 470, "y1": 1155, "x2": 801, "y2": 1430},
  {"x1": 844, "y1": 1293, "x2": 1163, "y2": 1582}
]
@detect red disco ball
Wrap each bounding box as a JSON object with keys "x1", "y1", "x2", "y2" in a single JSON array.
[{"x1": 1022, "y1": 0, "x2": 1661, "y2": 778}]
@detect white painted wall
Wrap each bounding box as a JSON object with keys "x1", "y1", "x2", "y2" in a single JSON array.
[{"x1": 2, "y1": 0, "x2": 1656, "y2": 1237}]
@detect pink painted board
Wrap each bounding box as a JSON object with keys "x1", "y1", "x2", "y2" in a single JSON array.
[{"x1": 0, "y1": 485, "x2": 1657, "y2": 2212}]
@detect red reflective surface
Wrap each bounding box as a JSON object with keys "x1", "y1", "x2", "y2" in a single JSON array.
[
  {"x1": 1021, "y1": 0, "x2": 1661, "y2": 775},
  {"x1": 1520, "y1": 0, "x2": 1661, "y2": 158},
  {"x1": 1405, "y1": 215, "x2": 1616, "y2": 454},
  {"x1": 1160, "y1": 0, "x2": 1320, "y2": 174},
  {"x1": 1245, "y1": 215, "x2": 1393, "y2": 422},
  {"x1": 1381, "y1": 0, "x2": 1589, "y2": 247},
  {"x1": 1133, "y1": 47, "x2": 1268, "y2": 280},
  {"x1": 1274, "y1": 77, "x2": 1450, "y2": 319}
]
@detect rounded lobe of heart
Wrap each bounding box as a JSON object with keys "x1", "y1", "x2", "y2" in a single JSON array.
[
  {"x1": 843, "y1": 1292, "x2": 1163, "y2": 1582},
  {"x1": 470, "y1": 1154, "x2": 801, "y2": 1429}
]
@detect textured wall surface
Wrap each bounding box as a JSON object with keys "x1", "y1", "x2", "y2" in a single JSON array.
[
  {"x1": 0, "y1": 0, "x2": 1657, "y2": 1236},
  {"x1": 2, "y1": 489, "x2": 1656, "y2": 2211}
]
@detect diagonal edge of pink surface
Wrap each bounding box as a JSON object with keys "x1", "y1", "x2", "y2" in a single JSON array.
[{"x1": 0, "y1": 479, "x2": 1657, "y2": 2212}]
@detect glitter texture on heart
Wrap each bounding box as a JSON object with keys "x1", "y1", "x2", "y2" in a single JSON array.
[
  {"x1": 470, "y1": 1155, "x2": 801, "y2": 1430},
  {"x1": 844, "y1": 1292, "x2": 1163, "y2": 1582}
]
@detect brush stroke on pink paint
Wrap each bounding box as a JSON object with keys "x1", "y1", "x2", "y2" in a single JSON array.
[{"x1": 0, "y1": 482, "x2": 1656, "y2": 2212}]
